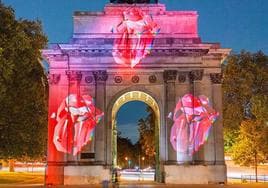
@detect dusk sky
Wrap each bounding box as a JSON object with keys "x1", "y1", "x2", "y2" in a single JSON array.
[{"x1": 2, "y1": 0, "x2": 267, "y2": 142}]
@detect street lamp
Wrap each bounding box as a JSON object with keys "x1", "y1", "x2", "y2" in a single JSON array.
[
  {"x1": 142, "y1": 157, "x2": 145, "y2": 169},
  {"x1": 128, "y1": 160, "x2": 131, "y2": 169},
  {"x1": 125, "y1": 157, "x2": 128, "y2": 168}
]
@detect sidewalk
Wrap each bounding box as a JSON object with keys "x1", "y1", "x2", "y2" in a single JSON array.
[{"x1": 0, "y1": 183, "x2": 268, "y2": 188}]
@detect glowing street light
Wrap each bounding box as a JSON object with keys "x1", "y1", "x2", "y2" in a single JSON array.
[
  {"x1": 142, "y1": 157, "x2": 145, "y2": 169},
  {"x1": 125, "y1": 157, "x2": 129, "y2": 168}
]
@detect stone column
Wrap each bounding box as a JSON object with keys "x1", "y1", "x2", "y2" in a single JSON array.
[
  {"x1": 46, "y1": 73, "x2": 64, "y2": 185},
  {"x1": 210, "y1": 73, "x2": 225, "y2": 165},
  {"x1": 80, "y1": 75, "x2": 95, "y2": 161},
  {"x1": 93, "y1": 70, "x2": 108, "y2": 164},
  {"x1": 188, "y1": 70, "x2": 204, "y2": 164},
  {"x1": 176, "y1": 71, "x2": 192, "y2": 163},
  {"x1": 163, "y1": 70, "x2": 177, "y2": 163},
  {"x1": 65, "y1": 71, "x2": 82, "y2": 162},
  {"x1": 201, "y1": 74, "x2": 215, "y2": 165}
]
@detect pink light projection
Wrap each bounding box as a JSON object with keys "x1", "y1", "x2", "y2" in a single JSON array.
[
  {"x1": 112, "y1": 7, "x2": 160, "y2": 68},
  {"x1": 51, "y1": 94, "x2": 104, "y2": 156},
  {"x1": 170, "y1": 94, "x2": 219, "y2": 161}
]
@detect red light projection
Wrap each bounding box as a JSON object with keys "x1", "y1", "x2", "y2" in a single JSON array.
[
  {"x1": 112, "y1": 7, "x2": 160, "y2": 68},
  {"x1": 51, "y1": 94, "x2": 104, "y2": 156},
  {"x1": 170, "y1": 94, "x2": 219, "y2": 160}
]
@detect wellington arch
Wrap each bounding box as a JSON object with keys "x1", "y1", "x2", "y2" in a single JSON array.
[{"x1": 42, "y1": 2, "x2": 231, "y2": 186}]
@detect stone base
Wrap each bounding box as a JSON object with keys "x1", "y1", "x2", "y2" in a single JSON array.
[
  {"x1": 164, "y1": 164, "x2": 226, "y2": 184},
  {"x1": 64, "y1": 165, "x2": 110, "y2": 185}
]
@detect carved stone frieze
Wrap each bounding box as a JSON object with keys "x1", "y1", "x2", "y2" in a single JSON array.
[
  {"x1": 85, "y1": 76, "x2": 93, "y2": 83},
  {"x1": 178, "y1": 72, "x2": 187, "y2": 83},
  {"x1": 131, "y1": 75, "x2": 139, "y2": 83},
  {"x1": 114, "y1": 76, "x2": 122, "y2": 83},
  {"x1": 149, "y1": 75, "x2": 157, "y2": 83}
]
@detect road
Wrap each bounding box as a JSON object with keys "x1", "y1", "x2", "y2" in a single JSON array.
[
  {"x1": 119, "y1": 171, "x2": 155, "y2": 181},
  {"x1": 0, "y1": 183, "x2": 268, "y2": 188}
]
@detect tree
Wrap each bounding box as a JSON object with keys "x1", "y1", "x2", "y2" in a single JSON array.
[
  {"x1": 117, "y1": 135, "x2": 137, "y2": 168},
  {"x1": 230, "y1": 119, "x2": 268, "y2": 182},
  {"x1": 138, "y1": 106, "x2": 156, "y2": 167},
  {"x1": 230, "y1": 91, "x2": 268, "y2": 182},
  {"x1": 223, "y1": 51, "x2": 268, "y2": 151},
  {"x1": 0, "y1": 2, "x2": 48, "y2": 171}
]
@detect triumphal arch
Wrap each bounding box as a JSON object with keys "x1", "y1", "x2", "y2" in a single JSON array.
[{"x1": 43, "y1": 2, "x2": 230, "y2": 185}]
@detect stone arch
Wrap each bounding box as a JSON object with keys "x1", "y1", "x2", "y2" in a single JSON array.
[
  {"x1": 107, "y1": 85, "x2": 163, "y2": 119},
  {"x1": 107, "y1": 88, "x2": 163, "y2": 181}
]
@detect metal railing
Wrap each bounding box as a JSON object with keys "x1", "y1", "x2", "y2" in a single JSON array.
[{"x1": 241, "y1": 175, "x2": 268, "y2": 183}]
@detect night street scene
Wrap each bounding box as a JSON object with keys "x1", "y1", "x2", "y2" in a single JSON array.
[{"x1": 0, "y1": 0, "x2": 267, "y2": 187}]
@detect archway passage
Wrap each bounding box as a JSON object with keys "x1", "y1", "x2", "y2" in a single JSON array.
[{"x1": 111, "y1": 91, "x2": 161, "y2": 182}]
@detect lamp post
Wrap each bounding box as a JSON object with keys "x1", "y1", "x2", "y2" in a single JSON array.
[
  {"x1": 128, "y1": 160, "x2": 131, "y2": 169},
  {"x1": 142, "y1": 157, "x2": 145, "y2": 169},
  {"x1": 125, "y1": 157, "x2": 128, "y2": 169}
]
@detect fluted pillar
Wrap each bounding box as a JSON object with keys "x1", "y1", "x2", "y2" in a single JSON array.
[
  {"x1": 210, "y1": 73, "x2": 225, "y2": 165},
  {"x1": 188, "y1": 70, "x2": 205, "y2": 164},
  {"x1": 163, "y1": 70, "x2": 177, "y2": 162},
  {"x1": 93, "y1": 70, "x2": 108, "y2": 163}
]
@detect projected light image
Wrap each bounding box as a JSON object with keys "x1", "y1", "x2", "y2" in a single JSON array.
[
  {"x1": 112, "y1": 7, "x2": 160, "y2": 68},
  {"x1": 51, "y1": 94, "x2": 104, "y2": 156},
  {"x1": 169, "y1": 94, "x2": 219, "y2": 162}
]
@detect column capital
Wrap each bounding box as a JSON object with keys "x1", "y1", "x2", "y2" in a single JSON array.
[
  {"x1": 163, "y1": 70, "x2": 177, "y2": 82},
  {"x1": 93, "y1": 70, "x2": 108, "y2": 82},
  {"x1": 210, "y1": 73, "x2": 222, "y2": 84},
  {"x1": 188, "y1": 70, "x2": 204, "y2": 82},
  {"x1": 48, "y1": 74, "x2": 61, "y2": 85},
  {"x1": 66, "y1": 71, "x2": 82, "y2": 82}
]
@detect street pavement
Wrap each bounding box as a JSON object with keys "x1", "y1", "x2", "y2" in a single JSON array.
[{"x1": 0, "y1": 182, "x2": 268, "y2": 188}]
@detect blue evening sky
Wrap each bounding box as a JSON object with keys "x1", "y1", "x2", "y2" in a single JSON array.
[
  {"x1": 2, "y1": 0, "x2": 267, "y2": 142},
  {"x1": 3, "y1": 0, "x2": 268, "y2": 53},
  {"x1": 116, "y1": 101, "x2": 148, "y2": 143}
]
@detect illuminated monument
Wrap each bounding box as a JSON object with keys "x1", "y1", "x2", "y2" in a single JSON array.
[{"x1": 42, "y1": 2, "x2": 230, "y2": 185}]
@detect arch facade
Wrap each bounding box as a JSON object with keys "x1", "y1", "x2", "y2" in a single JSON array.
[{"x1": 43, "y1": 3, "x2": 230, "y2": 185}]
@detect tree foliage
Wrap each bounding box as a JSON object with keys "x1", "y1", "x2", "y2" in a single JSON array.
[
  {"x1": 230, "y1": 119, "x2": 268, "y2": 182},
  {"x1": 116, "y1": 105, "x2": 156, "y2": 168},
  {"x1": 224, "y1": 51, "x2": 268, "y2": 181},
  {"x1": 0, "y1": 2, "x2": 48, "y2": 162},
  {"x1": 231, "y1": 120, "x2": 267, "y2": 166},
  {"x1": 138, "y1": 106, "x2": 156, "y2": 166},
  {"x1": 223, "y1": 51, "x2": 268, "y2": 150},
  {"x1": 117, "y1": 135, "x2": 136, "y2": 168}
]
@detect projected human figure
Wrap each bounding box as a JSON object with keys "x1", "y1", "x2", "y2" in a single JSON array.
[{"x1": 170, "y1": 94, "x2": 219, "y2": 163}]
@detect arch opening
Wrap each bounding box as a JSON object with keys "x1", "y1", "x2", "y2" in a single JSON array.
[{"x1": 111, "y1": 91, "x2": 161, "y2": 182}]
